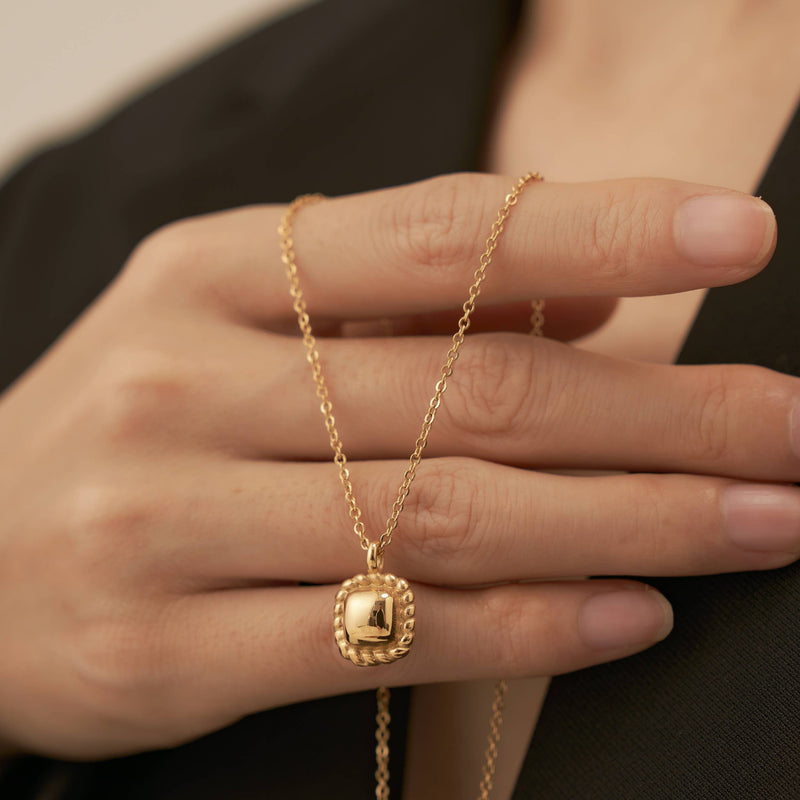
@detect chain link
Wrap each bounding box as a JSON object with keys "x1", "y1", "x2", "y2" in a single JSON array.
[
  {"x1": 478, "y1": 679, "x2": 509, "y2": 800},
  {"x1": 279, "y1": 172, "x2": 544, "y2": 559},
  {"x1": 530, "y1": 298, "x2": 546, "y2": 336},
  {"x1": 375, "y1": 686, "x2": 391, "y2": 799}
]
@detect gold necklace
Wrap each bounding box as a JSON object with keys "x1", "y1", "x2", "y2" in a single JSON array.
[{"x1": 280, "y1": 173, "x2": 544, "y2": 799}]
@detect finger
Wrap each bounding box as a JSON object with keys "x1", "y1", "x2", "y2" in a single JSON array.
[
  {"x1": 141, "y1": 459, "x2": 800, "y2": 587},
  {"x1": 156, "y1": 580, "x2": 672, "y2": 729},
  {"x1": 339, "y1": 296, "x2": 618, "y2": 342},
  {"x1": 296, "y1": 175, "x2": 775, "y2": 309},
  {"x1": 99, "y1": 323, "x2": 800, "y2": 481},
  {"x1": 213, "y1": 332, "x2": 799, "y2": 482},
  {"x1": 124, "y1": 173, "x2": 775, "y2": 322}
]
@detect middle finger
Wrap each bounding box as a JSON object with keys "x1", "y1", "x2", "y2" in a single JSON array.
[{"x1": 155, "y1": 326, "x2": 800, "y2": 482}]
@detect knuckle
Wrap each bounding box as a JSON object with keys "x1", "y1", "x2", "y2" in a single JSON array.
[
  {"x1": 66, "y1": 482, "x2": 159, "y2": 577},
  {"x1": 124, "y1": 219, "x2": 208, "y2": 291},
  {"x1": 446, "y1": 335, "x2": 538, "y2": 439},
  {"x1": 688, "y1": 371, "x2": 733, "y2": 463},
  {"x1": 400, "y1": 459, "x2": 484, "y2": 566},
  {"x1": 619, "y1": 474, "x2": 674, "y2": 560},
  {"x1": 69, "y1": 612, "x2": 174, "y2": 732},
  {"x1": 478, "y1": 588, "x2": 537, "y2": 676},
  {"x1": 686, "y1": 363, "x2": 783, "y2": 463},
  {"x1": 72, "y1": 617, "x2": 159, "y2": 695},
  {"x1": 581, "y1": 181, "x2": 659, "y2": 286},
  {"x1": 91, "y1": 350, "x2": 194, "y2": 443},
  {"x1": 683, "y1": 365, "x2": 761, "y2": 464},
  {"x1": 388, "y1": 173, "x2": 484, "y2": 281},
  {"x1": 629, "y1": 473, "x2": 670, "y2": 530}
]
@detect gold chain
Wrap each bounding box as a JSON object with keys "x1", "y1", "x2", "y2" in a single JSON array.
[
  {"x1": 530, "y1": 298, "x2": 545, "y2": 336},
  {"x1": 279, "y1": 173, "x2": 544, "y2": 800},
  {"x1": 279, "y1": 172, "x2": 543, "y2": 559},
  {"x1": 478, "y1": 679, "x2": 509, "y2": 799},
  {"x1": 375, "y1": 686, "x2": 391, "y2": 800}
]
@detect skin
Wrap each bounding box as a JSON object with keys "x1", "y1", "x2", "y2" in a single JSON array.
[{"x1": 0, "y1": 1, "x2": 799, "y2": 797}]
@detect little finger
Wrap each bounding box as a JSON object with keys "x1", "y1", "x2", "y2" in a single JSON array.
[{"x1": 154, "y1": 580, "x2": 673, "y2": 731}]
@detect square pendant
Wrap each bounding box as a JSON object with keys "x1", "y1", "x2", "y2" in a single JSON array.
[{"x1": 334, "y1": 572, "x2": 415, "y2": 666}]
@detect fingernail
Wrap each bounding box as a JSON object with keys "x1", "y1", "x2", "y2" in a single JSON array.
[
  {"x1": 722, "y1": 483, "x2": 800, "y2": 552},
  {"x1": 674, "y1": 194, "x2": 775, "y2": 267},
  {"x1": 578, "y1": 587, "x2": 673, "y2": 650}
]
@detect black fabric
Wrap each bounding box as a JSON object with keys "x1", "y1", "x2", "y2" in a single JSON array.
[
  {"x1": 514, "y1": 102, "x2": 800, "y2": 799},
  {"x1": 0, "y1": 0, "x2": 798, "y2": 797},
  {"x1": 1, "y1": 693, "x2": 407, "y2": 799}
]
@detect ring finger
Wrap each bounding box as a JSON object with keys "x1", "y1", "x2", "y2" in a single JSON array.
[{"x1": 135, "y1": 458, "x2": 800, "y2": 587}]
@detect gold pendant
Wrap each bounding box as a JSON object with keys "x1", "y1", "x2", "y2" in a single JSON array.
[{"x1": 334, "y1": 544, "x2": 415, "y2": 666}]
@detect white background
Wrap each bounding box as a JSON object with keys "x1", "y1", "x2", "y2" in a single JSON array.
[{"x1": 0, "y1": 0, "x2": 313, "y2": 178}]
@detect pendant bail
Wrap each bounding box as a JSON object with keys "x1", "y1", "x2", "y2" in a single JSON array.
[{"x1": 367, "y1": 542, "x2": 384, "y2": 573}]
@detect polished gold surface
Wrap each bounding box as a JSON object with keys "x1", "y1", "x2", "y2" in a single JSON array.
[
  {"x1": 280, "y1": 174, "x2": 545, "y2": 798},
  {"x1": 334, "y1": 572, "x2": 415, "y2": 666},
  {"x1": 367, "y1": 541, "x2": 384, "y2": 573},
  {"x1": 344, "y1": 590, "x2": 395, "y2": 644}
]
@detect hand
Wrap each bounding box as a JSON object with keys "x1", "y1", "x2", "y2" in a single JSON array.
[{"x1": 0, "y1": 174, "x2": 796, "y2": 760}]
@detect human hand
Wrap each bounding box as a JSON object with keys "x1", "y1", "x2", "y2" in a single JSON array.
[{"x1": 0, "y1": 173, "x2": 797, "y2": 759}]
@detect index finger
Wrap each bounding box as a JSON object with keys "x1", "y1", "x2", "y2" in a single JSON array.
[{"x1": 127, "y1": 173, "x2": 776, "y2": 322}]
